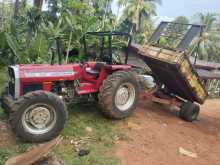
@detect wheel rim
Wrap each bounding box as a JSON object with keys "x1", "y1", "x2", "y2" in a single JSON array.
[
  {"x1": 115, "y1": 82, "x2": 136, "y2": 111},
  {"x1": 21, "y1": 103, "x2": 57, "y2": 135},
  {"x1": 191, "y1": 106, "x2": 199, "y2": 120}
]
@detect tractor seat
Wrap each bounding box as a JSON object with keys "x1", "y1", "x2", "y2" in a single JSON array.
[
  {"x1": 85, "y1": 62, "x2": 105, "y2": 76},
  {"x1": 85, "y1": 67, "x2": 100, "y2": 76}
]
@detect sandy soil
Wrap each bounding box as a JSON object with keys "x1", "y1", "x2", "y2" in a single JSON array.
[{"x1": 116, "y1": 99, "x2": 220, "y2": 165}]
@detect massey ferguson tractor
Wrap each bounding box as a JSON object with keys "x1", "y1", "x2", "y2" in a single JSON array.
[
  {"x1": 1, "y1": 22, "x2": 208, "y2": 143},
  {"x1": 1, "y1": 32, "x2": 140, "y2": 142}
]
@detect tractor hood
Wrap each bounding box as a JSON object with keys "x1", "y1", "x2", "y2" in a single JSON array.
[
  {"x1": 9, "y1": 64, "x2": 82, "y2": 85},
  {"x1": 19, "y1": 64, "x2": 76, "y2": 78},
  {"x1": 8, "y1": 64, "x2": 82, "y2": 99}
]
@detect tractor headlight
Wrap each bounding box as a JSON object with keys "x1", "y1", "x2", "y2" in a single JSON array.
[
  {"x1": 8, "y1": 66, "x2": 20, "y2": 99},
  {"x1": 8, "y1": 67, "x2": 16, "y2": 85}
]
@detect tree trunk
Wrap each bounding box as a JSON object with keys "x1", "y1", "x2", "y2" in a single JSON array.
[
  {"x1": 34, "y1": 0, "x2": 43, "y2": 10},
  {"x1": 14, "y1": 0, "x2": 20, "y2": 17},
  {"x1": 27, "y1": 25, "x2": 33, "y2": 45},
  {"x1": 130, "y1": 25, "x2": 134, "y2": 35},
  {"x1": 113, "y1": 5, "x2": 121, "y2": 31},
  {"x1": 66, "y1": 31, "x2": 73, "y2": 64}
]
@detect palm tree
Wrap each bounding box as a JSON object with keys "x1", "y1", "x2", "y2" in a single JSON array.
[
  {"x1": 113, "y1": 0, "x2": 128, "y2": 30},
  {"x1": 121, "y1": 0, "x2": 161, "y2": 34},
  {"x1": 194, "y1": 13, "x2": 217, "y2": 31},
  {"x1": 191, "y1": 13, "x2": 217, "y2": 61},
  {"x1": 116, "y1": 0, "x2": 128, "y2": 20}
]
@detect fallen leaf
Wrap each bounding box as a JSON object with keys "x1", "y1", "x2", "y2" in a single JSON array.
[
  {"x1": 127, "y1": 122, "x2": 141, "y2": 130},
  {"x1": 85, "y1": 127, "x2": 92, "y2": 134}
]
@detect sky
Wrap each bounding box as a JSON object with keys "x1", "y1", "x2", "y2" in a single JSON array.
[
  {"x1": 156, "y1": 0, "x2": 220, "y2": 20},
  {"x1": 112, "y1": 0, "x2": 220, "y2": 22}
]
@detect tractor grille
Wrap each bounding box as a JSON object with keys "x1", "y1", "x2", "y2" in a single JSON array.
[{"x1": 8, "y1": 67, "x2": 15, "y2": 97}]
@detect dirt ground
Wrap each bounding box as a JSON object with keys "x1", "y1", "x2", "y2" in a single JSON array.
[
  {"x1": 0, "y1": 99, "x2": 220, "y2": 165},
  {"x1": 116, "y1": 99, "x2": 220, "y2": 165},
  {"x1": 0, "y1": 120, "x2": 16, "y2": 148}
]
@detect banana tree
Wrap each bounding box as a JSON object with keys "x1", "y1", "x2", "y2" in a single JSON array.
[{"x1": 40, "y1": 18, "x2": 66, "y2": 64}]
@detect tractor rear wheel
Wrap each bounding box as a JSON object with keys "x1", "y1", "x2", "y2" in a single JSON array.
[
  {"x1": 9, "y1": 91, "x2": 68, "y2": 142},
  {"x1": 179, "y1": 101, "x2": 200, "y2": 122},
  {"x1": 98, "y1": 71, "x2": 139, "y2": 119}
]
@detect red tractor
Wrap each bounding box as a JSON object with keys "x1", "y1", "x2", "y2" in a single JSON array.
[{"x1": 1, "y1": 32, "x2": 140, "y2": 142}]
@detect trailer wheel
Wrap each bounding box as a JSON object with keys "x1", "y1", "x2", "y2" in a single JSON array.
[
  {"x1": 179, "y1": 101, "x2": 200, "y2": 122},
  {"x1": 9, "y1": 91, "x2": 68, "y2": 142},
  {"x1": 98, "y1": 71, "x2": 139, "y2": 119}
]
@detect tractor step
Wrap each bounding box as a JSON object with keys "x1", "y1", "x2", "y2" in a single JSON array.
[{"x1": 76, "y1": 82, "x2": 97, "y2": 95}]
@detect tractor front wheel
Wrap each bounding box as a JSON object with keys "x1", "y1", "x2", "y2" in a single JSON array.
[
  {"x1": 98, "y1": 71, "x2": 139, "y2": 119},
  {"x1": 1, "y1": 87, "x2": 14, "y2": 114},
  {"x1": 9, "y1": 91, "x2": 68, "y2": 142}
]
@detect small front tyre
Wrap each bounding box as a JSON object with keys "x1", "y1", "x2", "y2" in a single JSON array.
[
  {"x1": 9, "y1": 91, "x2": 68, "y2": 142},
  {"x1": 1, "y1": 87, "x2": 14, "y2": 114}
]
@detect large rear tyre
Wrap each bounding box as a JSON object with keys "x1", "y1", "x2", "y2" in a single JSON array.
[
  {"x1": 9, "y1": 91, "x2": 68, "y2": 142},
  {"x1": 179, "y1": 101, "x2": 200, "y2": 122},
  {"x1": 98, "y1": 71, "x2": 139, "y2": 119}
]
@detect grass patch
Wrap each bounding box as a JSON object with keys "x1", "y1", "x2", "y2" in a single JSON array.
[
  {"x1": 0, "y1": 68, "x2": 7, "y2": 93},
  {"x1": 0, "y1": 68, "x2": 7, "y2": 120},
  {"x1": 0, "y1": 108, "x2": 7, "y2": 120},
  {"x1": 0, "y1": 143, "x2": 31, "y2": 165},
  {"x1": 0, "y1": 148, "x2": 15, "y2": 165},
  {"x1": 55, "y1": 103, "x2": 123, "y2": 165}
]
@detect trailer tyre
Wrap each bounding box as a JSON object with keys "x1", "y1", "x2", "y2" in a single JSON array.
[
  {"x1": 179, "y1": 101, "x2": 200, "y2": 122},
  {"x1": 98, "y1": 71, "x2": 139, "y2": 119},
  {"x1": 9, "y1": 91, "x2": 68, "y2": 142}
]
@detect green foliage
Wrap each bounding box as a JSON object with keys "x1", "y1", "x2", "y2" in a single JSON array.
[
  {"x1": 190, "y1": 13, "x2": 220, "y2": 62},
  {"x1": 173, "y1": 16, "x2": 189, "y2": 32},
  {"x1": 27, "y1": 34, "x2": 49, "y2": 63},
  {"x1": 0, "y1": 69, "x2": 8, "y2": 120},
  {"x1": 0, "y1": 0, "x2": 161, "y2": 65},
  {"x1": 5, "y1": 33, "x2": 20, "y2": 61},
  {"x1": 0, "y1": 149, "x2": 14, "y2": 165},
  {"x1": 0, "y1": 144, "x2": 31, "y2": 165},
  {"x1": 0, "y1": 1, "x2": 13, "y2": 32},
  {"x1": 17, "y1": 143, "x2": 30, "y2": 153},
  {"x1": 0, "y1": 32, "x2": 6, "y2": 48},
  {"x1": 119, "y1": 0, "x2": 161, "y2": 43},
  {"x1": 0, "y1": 68, "x2": 7, "y2": 89},
  {"x1": 0, "y1": 108, "x2": 7, "y2": 120},
  {"x1": 41, "y1": 19, "x2": 66, "y2": 41}
]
